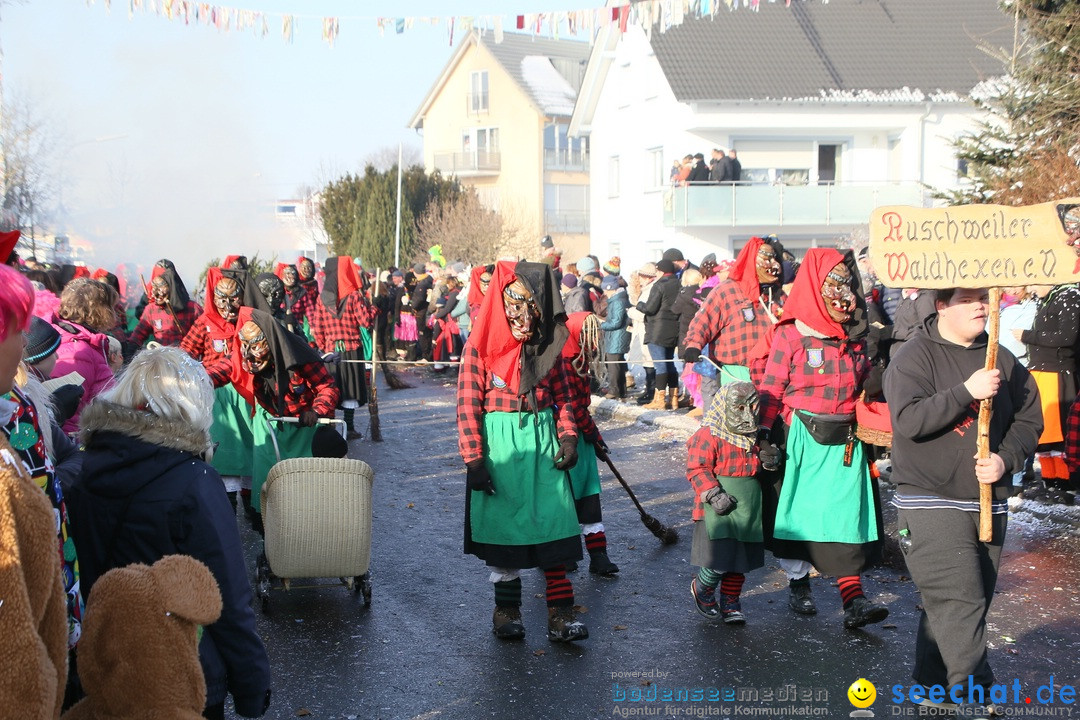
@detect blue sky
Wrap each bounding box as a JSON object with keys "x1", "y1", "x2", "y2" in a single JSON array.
[{"x1": 3, "y1": 0, "x2": 596, "y2": 272}]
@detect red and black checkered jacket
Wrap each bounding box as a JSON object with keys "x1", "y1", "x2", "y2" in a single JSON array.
[
  {"x1": 757, "y1": 322, "x2": 869, "y2": 430},
  {"x1": 560, "y1": 357, "x2": 599, "y2": 442},
  {"x1": 457, "y1": 342, "x2": 577, "y2": 465},
  {"x1": 288, "y1": 284, "x2": 320, "y2": 326},
  {"x1": 683, "y1": 280, "x2": 783, "y2": 366},
  {"x1": 307, "y1": 293, "x2": 375, "y2": 354},
  {"x1": 686, "y1": 426, "x2": 759, "y2": 521},
  {"x1": 1066, "y1": 396, "x2": 1080, "y2": 477},
  {"x1": 205, "y1": 359, "x2": 340, "y2": 418},
  {"x1": 129, "y1": 301, "x2": 203, "y2": 347},
  {"x1": 179, "y1": 318, "x2": 232, "y2": 364}
]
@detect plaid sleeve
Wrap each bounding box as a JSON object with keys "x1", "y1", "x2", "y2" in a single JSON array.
[
  {"x1": 180, "y1": 321, "x2": 207, "y2": 360},
  {"x1": 683, "y1": 283, "x2": 726, "y2": 351},
  {"x1": 129, "y1": 308, "x2": 152, "y2": 346},
  {"x1": 298, "y1": 361, "x2": 340, "y2": 417},
  {"x1": 562, "y1": 358, "x2": 598, "y2": 440},
  {"x1": 457, "y1": 343, "x2": 486, "y2": 464},
  {"x1": 1067, "y1": 397, "x2": 1080, "y2": 475},
  {"x1": 758, "y1": 324, "x2": 795, "y2": 430},
  {"x1": 308, "y1": 302, "x2": 328, "y2": 352},
  {"x1": 686, "y1": 428, "x2": 719, "y2": 521},
  {"x1": 204, "y1": 357, "x2": 232, "y2": 388},
  {"x1": 547, "y1": 357, "x2": 578, "y2": 441}
]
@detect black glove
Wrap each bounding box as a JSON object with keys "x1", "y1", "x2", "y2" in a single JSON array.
[
  {"x1": 554, "y1": 436, "x2": 579, "y2": 471},
  {"x1": 466, "y1": 459, "x2": 495, "y2": 495},
  {"x1": 756, "y1": 429, "x2": 781, "y2": 471},
  {"x1": 298, "y1": 410, "x2": 319, "y2": 427},
  {"x1": 586, "y1": 430, "x2": 609, "y2": 462},
  {"x1": 863, "y1": 364, "x2": 884, "y2": 399},
  {"x1": 703, "y1": 486, "x2": 737, "y2": 516},
  {"x1": 50, "y1": 384, "x2": 84, "y2": 425},
  {"x1": 682, "y1": 346, "x2": 702, "y2": 365}
]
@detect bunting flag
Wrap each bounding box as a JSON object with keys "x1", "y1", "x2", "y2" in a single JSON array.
[{"x1": 86, "y1": 0, "x2": 829, "y2": 48}]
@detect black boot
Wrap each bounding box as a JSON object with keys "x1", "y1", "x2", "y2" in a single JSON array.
[
  {"x1": 636, "y1": 368, "x2": 657, "y2": 406},
  {"x1": 588, "y1": 550, "x2": 619, "y2": 576}
]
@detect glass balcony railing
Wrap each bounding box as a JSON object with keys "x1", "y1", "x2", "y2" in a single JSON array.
[
  {"x1": 544, "y1": 210, "x2": 590, "y2": 234},
  {"x1": 662, "y1": 182, "x2": 927, "y2": 227},
  {"x1": 544, "y1": 148, "x2": 590, "y2": 172},
  {"x1": 432, "y1": 151, "x2": 501, "y2": 176}
]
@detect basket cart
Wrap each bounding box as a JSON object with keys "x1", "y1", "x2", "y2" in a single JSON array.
[{"x1": 255, "y1": 416, "x2": 374, "y2": 612}]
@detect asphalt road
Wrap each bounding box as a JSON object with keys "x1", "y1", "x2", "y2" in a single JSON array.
[{"x1": 229, "y1": 367, "x2": 1080, "y2": 720}]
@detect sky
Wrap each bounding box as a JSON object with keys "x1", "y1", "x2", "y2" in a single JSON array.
[{"x1": 3, "y1": 0, "x2": 597, "y2": 278}]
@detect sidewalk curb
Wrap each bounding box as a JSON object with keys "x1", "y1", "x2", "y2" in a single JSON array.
[{"x1": 589, "y1": 395, "x2": 700, "y2": 438}]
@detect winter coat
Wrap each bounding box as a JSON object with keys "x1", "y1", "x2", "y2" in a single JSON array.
[
  {"x1": 68, "y1": 401, "x2": 271, "y2": 718},
  {"x1": 51, "y1": 318, "x2": 115, "y2": 434},
  {"x1": 599, "y1": 289, "x2": 631, "y2": 355},
  {"x1": 563, "y1": 283, "x2": 593, "y2": 314},
  {"x1": 671, "y1": 284, "x2": 702, "y2": 353},
  {"x1": 0, "y1": 430, "x2": 68, "y2": 720},
  {"x1": 636, "y1": 274, "x2": 681, "y2": 348}
]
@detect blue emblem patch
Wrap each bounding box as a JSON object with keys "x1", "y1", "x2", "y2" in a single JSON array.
[
  {"x1": 806, "y1": 348, "x2": 824, "y2": 368},
  {"x1": 492, "y1": 374, "x2": 507, "y2": 389},
  {"x1": 741, "y1": 307, "x2": 755, "y2": 322}
]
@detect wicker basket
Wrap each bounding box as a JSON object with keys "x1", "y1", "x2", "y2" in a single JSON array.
[{"x1": 855, "y1": 394, "x2": 892, "y2": 448}]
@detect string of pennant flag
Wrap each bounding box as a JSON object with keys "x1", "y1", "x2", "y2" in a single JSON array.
[{"x1": 87, "y1": 0, "x2": 826, "y2": 48}]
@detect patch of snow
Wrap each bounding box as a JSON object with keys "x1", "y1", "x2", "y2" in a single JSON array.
[{"x1": 520, "y1": 55, "x2": 578, "y2": 116}]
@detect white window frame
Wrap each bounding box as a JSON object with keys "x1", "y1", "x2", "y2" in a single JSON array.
[{"x1": 470, "y1": 71, "x2": 489, "y2": 113}]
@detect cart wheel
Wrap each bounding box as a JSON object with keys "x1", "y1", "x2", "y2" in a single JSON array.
[
  {"x1": 343, "y1": 577, "x2": 355, "y2": 591},
  {"x1": 357, "y1": 573, "x2": 372, "y2": 607}
]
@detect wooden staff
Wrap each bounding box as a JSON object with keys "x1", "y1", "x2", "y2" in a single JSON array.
[
  {"x1": 368, "y1": 269, "x2": 383, "y2": 442},
  {"x1": 976, "y1": 287, "x2": 1002, "y2": 542}
]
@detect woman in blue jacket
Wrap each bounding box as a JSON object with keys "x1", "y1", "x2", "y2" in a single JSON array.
[{"x1": 599, "y1": 275, "x2": 631, "y2": 399}]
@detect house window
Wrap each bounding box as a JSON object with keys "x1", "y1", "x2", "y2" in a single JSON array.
[
  {"x1": 470, "y1": 71, "x2": 489, "y2": 113},
  {"x1": 608, "y1": 156, "x2": 620, "y2": 197},
  {"x1": 544, "y1": 184, "x2": 590, "y2": 234},
  {"x1": 645, "y1": 147, "x2": 664, "y2": 191},
  {"x1": 957, "y1": 158, "x2": 969, "y2": 178}
]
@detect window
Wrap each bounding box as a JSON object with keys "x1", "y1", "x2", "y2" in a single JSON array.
[
  {"x1": 470, "y1": 71, "x2": 489, "y2": 112},
  {"x1": 645, "y1": 147, "x2": 664, "y2": 191},
  {"x1": 608, "y1": 156, "x2": 620, "y2": 197},
  {"x1": 957, "y1": 158, "x2": 969, "y2": 178},
  {"x1": 544, "y1": 184, "x2": 590, "y2": 234},
  {"x1": 544, "y1": 124, "x2": 589, "y2": 170}
]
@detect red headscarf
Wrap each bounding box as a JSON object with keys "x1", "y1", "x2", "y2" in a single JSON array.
[
  {"x1": 91, "y1": 268, "x2": 109, "y2": 281},
  {"x1": 202, "y1": 267, "x2": 240, "y2": 343},
  {"x1": 228, "y1": 306, "x2": 258, "y2": 412},
  {"x1": 320, "y1": 256, "x2": 362, "y2": 317},
  {"x1": 777, "y1": 247, "x2": 848, "y2": 340},
  {"x1": 468, "y1": 261, "x2": 524, "y2": 393},
  {"x1": 71, "y1": 266, "x2": 91, "y2": 281},
  {"x1": 222, "y1": 255, "x2": 244, "y2": 270},
  {"x1": 727, "y1": 236, "x2": 766, "y2": 303},
  {"x1": 0, "y1": 230, "x2": 20, "y2": 262},
  {"x1": 274, "y1": 262, "x2": 290, "y2": 280},
  {"x1": 467, "y1": 264, "x2": 490, "y2": 308},
  {"x1": 560, "y1": 311, "x2": 591, "y2": 359}
]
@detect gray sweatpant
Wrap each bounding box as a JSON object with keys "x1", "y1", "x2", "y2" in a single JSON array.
[{"x1": 897, "y1": 507, "x2": 1007, "y2": 694}]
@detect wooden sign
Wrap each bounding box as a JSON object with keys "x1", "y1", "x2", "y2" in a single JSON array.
[{"x1": 869, "y1": 198, "x2": 1080, "y2": 289}]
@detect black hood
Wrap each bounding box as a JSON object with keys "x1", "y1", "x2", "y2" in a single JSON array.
[{"x1": 514, "y1": 260, "x2": 569, "y2": 397}]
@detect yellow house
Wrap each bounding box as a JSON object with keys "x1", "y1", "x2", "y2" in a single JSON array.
[{"x1": 408, "y1": 30, "x2": 591, "y2": 262}]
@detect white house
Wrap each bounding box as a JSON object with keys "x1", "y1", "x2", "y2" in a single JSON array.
[{"x1": 569, "y1": 0, "x2": 1010, "y2": 273}]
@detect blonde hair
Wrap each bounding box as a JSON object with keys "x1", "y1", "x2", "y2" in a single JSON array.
[
  {"x1": 98, "y1": 346, "x2": 214, "y2": 432},
  {"x1": 681, "y1": 268, "x2": 703, "y2": 287}
]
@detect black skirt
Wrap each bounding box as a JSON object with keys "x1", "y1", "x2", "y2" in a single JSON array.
[
  {"x1": 464, "y1": 490, "x2": 584, "y2": 569},
  {"x1": 331, "y1": 348, "x2": 368, "y2": 406}
]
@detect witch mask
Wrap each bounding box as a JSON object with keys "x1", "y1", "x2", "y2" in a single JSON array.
[
  {"x1": 724, "y1": 382, "x2": 759, "y2": 437},
  {"x1": 213, "y1": 277, "x2": 242, "y2": 322},
  {"x1": 258, "y1": 275, "x2": 286, "y2": 316},
  {"x1": 503, "y1": 279, "x2": 537, "y2": 342},
  {"x1": 755, "y1": 244, "x2": 781, "y2": 284},
  {"x1": 822, "y1": 262, "x2": 856, "y2": 323},
  {"x1": 281, "y1": 265, "x2": 298, "y2": 289},
  {"x1": 298, "y1": 259, "x2": 315, "y2": 281},
  {"x1": 238, "y1": 321, "x2": 271, "y2": 374},
  {"x1": 151, "y1": 275, "x2": 171, "y2": 306}
]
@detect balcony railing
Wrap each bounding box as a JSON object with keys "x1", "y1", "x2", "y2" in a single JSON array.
[
  {"x1": 433, "y1": 151, "x2": 501, "y2": 176},
  {"x1": 544, "y1": 210, "x2": 590, "y2": 234},
  {"x1": 544, "y1": 148, "x2": 590, "y2": 172},
  {"x1": 663, "y1": 181, "x2": 928, "y2": 227}
]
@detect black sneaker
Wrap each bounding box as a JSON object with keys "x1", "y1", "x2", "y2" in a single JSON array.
[
  {"x1": 843, "y1": 596, "x2": 889, "y2": 629},
  {"x1": 492, "y1": 606, "x2": 525, "y2": 640},
  {"x1": 547, "y1": 606, "x2": 588, "y2": 642},
  {"x1": 588, "y1": 551, "x2": 619, "y2": 577},
  {"x1": 690, "y1": 578, "x2": 719, "y2": 619},
  {"x1": 788, "y1": 581, "x2": 817, "y2": 615},
  {"x1": 720, "y1": 594, "x2": 745, "y2": 625}
]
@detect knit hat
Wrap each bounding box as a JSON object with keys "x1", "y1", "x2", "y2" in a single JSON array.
[
  {"x1": 23, "y1": 316, "x2": 61, "y2": 365},
  {"x1": 412, "y1": 263, "x2": 425, "y2": 274},
  {"x1": 662, "y1": 248, "x2": 684, "y2": 263},
  {"x1": 576, "y1": 256, "x2": 597, "y2": 274},
  {"x1": 391, "y1": 270, "x2": 404, "y2": 279},
  {"x1": 701, "y1": 253, "x2": 717, "y2": 266},
  {"x1": 601, "y1": 275, "x2": 620, "y2": 291},
  {"x1": 638, "y1": 262, "x2": 658, "y2": 278},
  {"x1": 540, "y1": 235, "x2": 554, "y2": 249},
  {"x1": 561, "y1": 274, "x2": 578, "y2": 289},
  {"x1": 603, "y1": 256, "x2": 621, "y2": 275},
  {"x1": 656, "y1": 259, "x2": 676, "y2": 274}
]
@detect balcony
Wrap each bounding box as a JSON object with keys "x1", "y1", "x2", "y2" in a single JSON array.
[
  {"x1": 663, "y1": 181, "x2": 928, "y2": 228},
  {"x1": 544, "y1": 148, "x2": 590, "y2": 172},
  {"x1": 544, "y1": 210, "x2": 590, "y2": 234},
  {"x1": 432, "y1": 151, "x2": 501, "y2": 177}
]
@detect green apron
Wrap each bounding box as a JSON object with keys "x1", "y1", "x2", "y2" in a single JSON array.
[
  {"x1": 704, "y1": 474, "x2": 763, "y2": 542},
  {"x1": 567, "y1": 434, "x2": 601, "y2": 500},
  {"x1": 250, "y1": 404, "x2": 318, "y2": 513},
  {"x1": 772, "y1": 413, "x2": 877, "y2": 544},
  {"x1": 469, "y1": 408, "x2": 580, "y2": 546},
  {"x1": 720, "y1": 364, "x2": 751, "y2": 386},
  {"x1": 359, "y1": 327, "x2": 373, "y2": 362},
  {"x1": 210, "y1": 384, "x2": 254, "y2": 477}
]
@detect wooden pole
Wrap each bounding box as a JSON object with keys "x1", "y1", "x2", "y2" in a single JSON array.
[
  {"x1": 976, "y1": 287, "x2": 1002, "y2": 542},
  {"x1": 368, "y1": 268, "x2": 383, "y2": 442}
]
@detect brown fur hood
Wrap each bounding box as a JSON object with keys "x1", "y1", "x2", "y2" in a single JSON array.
[{"x1": 79, "y1": 400, "x2": 211, "y2": 457}]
